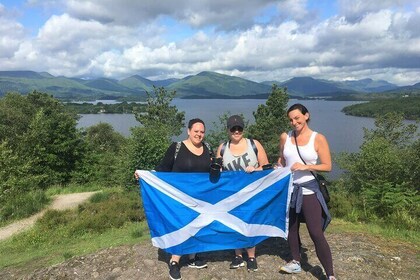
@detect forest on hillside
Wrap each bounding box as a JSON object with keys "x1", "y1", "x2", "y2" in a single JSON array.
[{"x1": 342, "y1": 96, "x2": 420, "y2": 120}]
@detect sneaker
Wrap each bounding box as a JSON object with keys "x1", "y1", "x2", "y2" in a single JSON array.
[
  {"x1": 279, "y1": 260, "x2": 302, "y2": 274},
  {"x1": 229, "y1": 255, "x2": 245, "y2": 269},
  {"x1": 328, "y1": 276, "x2": 337, "y2": 280},
  {"x1": 187, "y1": 256, "x2": 208, "y2": 269},
  {"x1": 169, "y1": 261, "x2": 181, "y2": 280},
  {"x1": 247, "y1": 257, "x2": 258, "y2": 272}
]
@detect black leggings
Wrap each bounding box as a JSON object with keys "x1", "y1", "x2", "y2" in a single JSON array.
[{"x1": 288, "y1": 194, "x2": 334, "y2": 276}]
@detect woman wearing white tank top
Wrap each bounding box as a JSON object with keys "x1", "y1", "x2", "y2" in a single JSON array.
[{"x1": 278, "y1": 104, "x2": 336, "y2": 280}]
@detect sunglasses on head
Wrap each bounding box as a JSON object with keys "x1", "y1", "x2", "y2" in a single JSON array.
[{"x1": 230, "y1": 126, "x2": 243, "y2": 133}]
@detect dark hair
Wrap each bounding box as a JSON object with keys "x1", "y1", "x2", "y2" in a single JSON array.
[
  {"x1": 188, "y1": 118, "x2": 205, "y2": 129},
  {"x1": 287, "y1": 103, "x2": 310, "y2": 121}
]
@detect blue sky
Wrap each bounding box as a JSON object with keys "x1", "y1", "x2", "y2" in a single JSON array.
[{"x1": 0, "y1": 0, "x2": 419, "y2": 85}]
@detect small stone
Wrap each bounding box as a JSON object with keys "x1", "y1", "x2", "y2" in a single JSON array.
[{"x1": 392, "y1": 256, "x2": 401, "y2": 262}]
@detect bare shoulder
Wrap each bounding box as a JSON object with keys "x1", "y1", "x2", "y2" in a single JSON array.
[
  {"x1": 252, "y1": 139, "x2": 266, "y2": 150},
  {"x1": 315, "y1": 132, "x2": 328, "y2": 143},
  {"x1": 280, "y1": 132, "x2": 288, "y2": 143}
]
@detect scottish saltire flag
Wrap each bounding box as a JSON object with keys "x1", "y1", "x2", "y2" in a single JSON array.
[{"x1": 138, "y1": 168, "x2": 292, "y2": 255}]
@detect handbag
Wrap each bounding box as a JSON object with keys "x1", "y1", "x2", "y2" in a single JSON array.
[{"x1": 293, "y1": 131, "x2": 330, "y2": 203}]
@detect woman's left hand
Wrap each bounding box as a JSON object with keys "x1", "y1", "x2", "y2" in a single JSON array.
[
  {"x1": 245, "y1": 166, "x2": 256, "y2": 173},
  {"x1": 290, "y1": 162, "x2": 307, "y2": 171}
]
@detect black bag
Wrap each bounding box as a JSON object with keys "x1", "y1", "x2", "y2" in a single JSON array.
[{"x1": 315, "y1": 173, "x2": 330, "y2": 203}]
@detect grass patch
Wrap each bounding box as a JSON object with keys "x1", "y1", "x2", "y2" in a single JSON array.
[
  {"x1": 328, "y1": 218, "x2": 420, "y2": 246},
  {"x1": 0, "y1": 190, "x2": 50, "y2": 227}
]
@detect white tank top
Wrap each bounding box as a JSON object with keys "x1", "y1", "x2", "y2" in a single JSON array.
[
  {"x1": 283, "y1": 131, "x2": 318, "y2": 195},
  {"x1": 222, "y1": 138, "x2": 259, "y2": 171}
]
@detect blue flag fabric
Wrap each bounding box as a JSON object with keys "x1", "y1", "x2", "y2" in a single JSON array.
[{"x1": 138, "y1": 168, "x2": 293, "y2": 255}]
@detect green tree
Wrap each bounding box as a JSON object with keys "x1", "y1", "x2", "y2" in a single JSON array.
[
  {"x1": 0, "y1": 91, "x2": 83, "y2": 187},
  {"x1": 362, "y1": 111, "x2": 417, "y2": 147},
  {"x1": 248, "y1": 84, "x2": 289, "y2": 162},
  {"x1": 129, "y1": 125, "x2": 171, "y2": 170},
  {"x1": 134, "y1": 86, "x2": 185, "y2": 137},
  {"x1": 0, "y1": 93, "x2": 36, "y2": 144},
  {"x1": 0, "y1": 92, "x2": 83, "y2": 221},
  {"x1": 128, "y1": 87, "x2": 184, "y2": 178},
  {"x1": 337, "y1": 112, "x2": 419, "y2": 229},
  {"x1": 72, "y1": 123, "x2": 127, "y2": 185},
  {"x1": 85, "y1": 122, "x2": 126, "y2": 153}
]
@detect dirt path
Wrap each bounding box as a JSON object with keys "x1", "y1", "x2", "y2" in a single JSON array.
[{"x1": 0, "y1": 192, "x2": 98, "y2": 241}]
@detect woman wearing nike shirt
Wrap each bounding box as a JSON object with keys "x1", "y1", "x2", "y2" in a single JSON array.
[
  {"x1": 216, "y1": 115, "x2": 269, "y2": 272},
  {"x1": 135, "y1": 118, "x2": 212, "y2": 280},
  {"x1": 278, "y1": 104, "x2": 336, "y2": 280}
]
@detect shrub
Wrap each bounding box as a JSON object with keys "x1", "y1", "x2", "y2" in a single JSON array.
[
  {"x1": 0, "y1": 190, "x2": 50, "y2": 224},
  {"x1": 73, "y1": 190, "x2": 142, "y2": 235}
]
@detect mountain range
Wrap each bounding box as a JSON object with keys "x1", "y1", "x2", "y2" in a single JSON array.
[{"x1": 0, "y1": 70, "x2": 419, "y2": 100}]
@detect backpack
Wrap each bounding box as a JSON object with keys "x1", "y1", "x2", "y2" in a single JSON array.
[
  {"x1": 220, "y1": 138, "x2": 258, "y2": 157},
  {"x1": 174, "y1": 141, "x2": 214, "y2": 160}
]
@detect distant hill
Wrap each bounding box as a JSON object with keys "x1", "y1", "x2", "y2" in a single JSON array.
[
  {"x1": 340, "y1": 78, "x2": 398, "y2": 93},
  {"x1": 168, "y1": 71, "x2": 271, "y2": 98},
  {"x1": 0, "y1": 70, "x2": 418, "y2": 101},
  {"x1": 280, "y1": 77, "x2": 356, "y2": 97},
  {"x1": 263, "y1": 77, "x2": 400, "y2": 97},
  {"x1": 380, "y1": 82, "x2": 420, "y2": 94},
  {"x1": 0, "y1": 71, "x2": 147, "y2": 101}
]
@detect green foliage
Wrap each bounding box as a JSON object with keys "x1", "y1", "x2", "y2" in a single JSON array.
[
  {"x1": 71, "y1": 123, "x2": 128, "y2": 186},
  {"x1": 134, "y1": 86, "x2": 185, "y2": 137},
  {"x1": 363, "y1": 111, "x2": 418, "y2": 146},
  {"x1": 84, "y1": 122, "x2": 126, "y2": 153},
  {"x1": 0, "y1": 92, "x2": 83, "y2": 188},
  {"x1": 0, "y1": 92, "x2": 86, "y2": 222},
  {"x1": 361, "y1": 181, "x2": 418, "y2": 219},
  {"x1": 342, "y1": 97, "x2": 420, "y2": 120},
  {"x1": 0, "y1": 190, "x2": 49, "y2": 225},
  {"x1": 0, "y1": 93, "x2": 34, "y2": 142},
  {"x1": 337, "y1": 112, "x2": 419, "y2": 231},
  {"x1": 248, "y1": 84, "x2": 289, "y2": 161},
  {"x1": 327, "y1": 183, "x2": 358, "y2": 220},
  {"x1": 128, "y1": 125, "x2": 171, "y2": 171}
]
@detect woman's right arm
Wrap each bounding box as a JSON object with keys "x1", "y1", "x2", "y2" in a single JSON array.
[
  {"x1": 154, "y1": 142, "x2": 177, "y2": 172},
  {"x1": 278, "y1": 132, "x2": 288, "y2": 167}
]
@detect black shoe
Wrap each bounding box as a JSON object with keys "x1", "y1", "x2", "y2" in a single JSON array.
[
  {"x1": 169, "y1": 261, "x2": 181, "y2": 280},
  {"x1": 247, "y1": 257, "x2": 258, "y2": 272},
  {"x1": 187, "y1": 256, "x2": 208, "y2": 269},
  {"x1": 229, "y1": 255, "x2": 245, "y2": 269}
]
